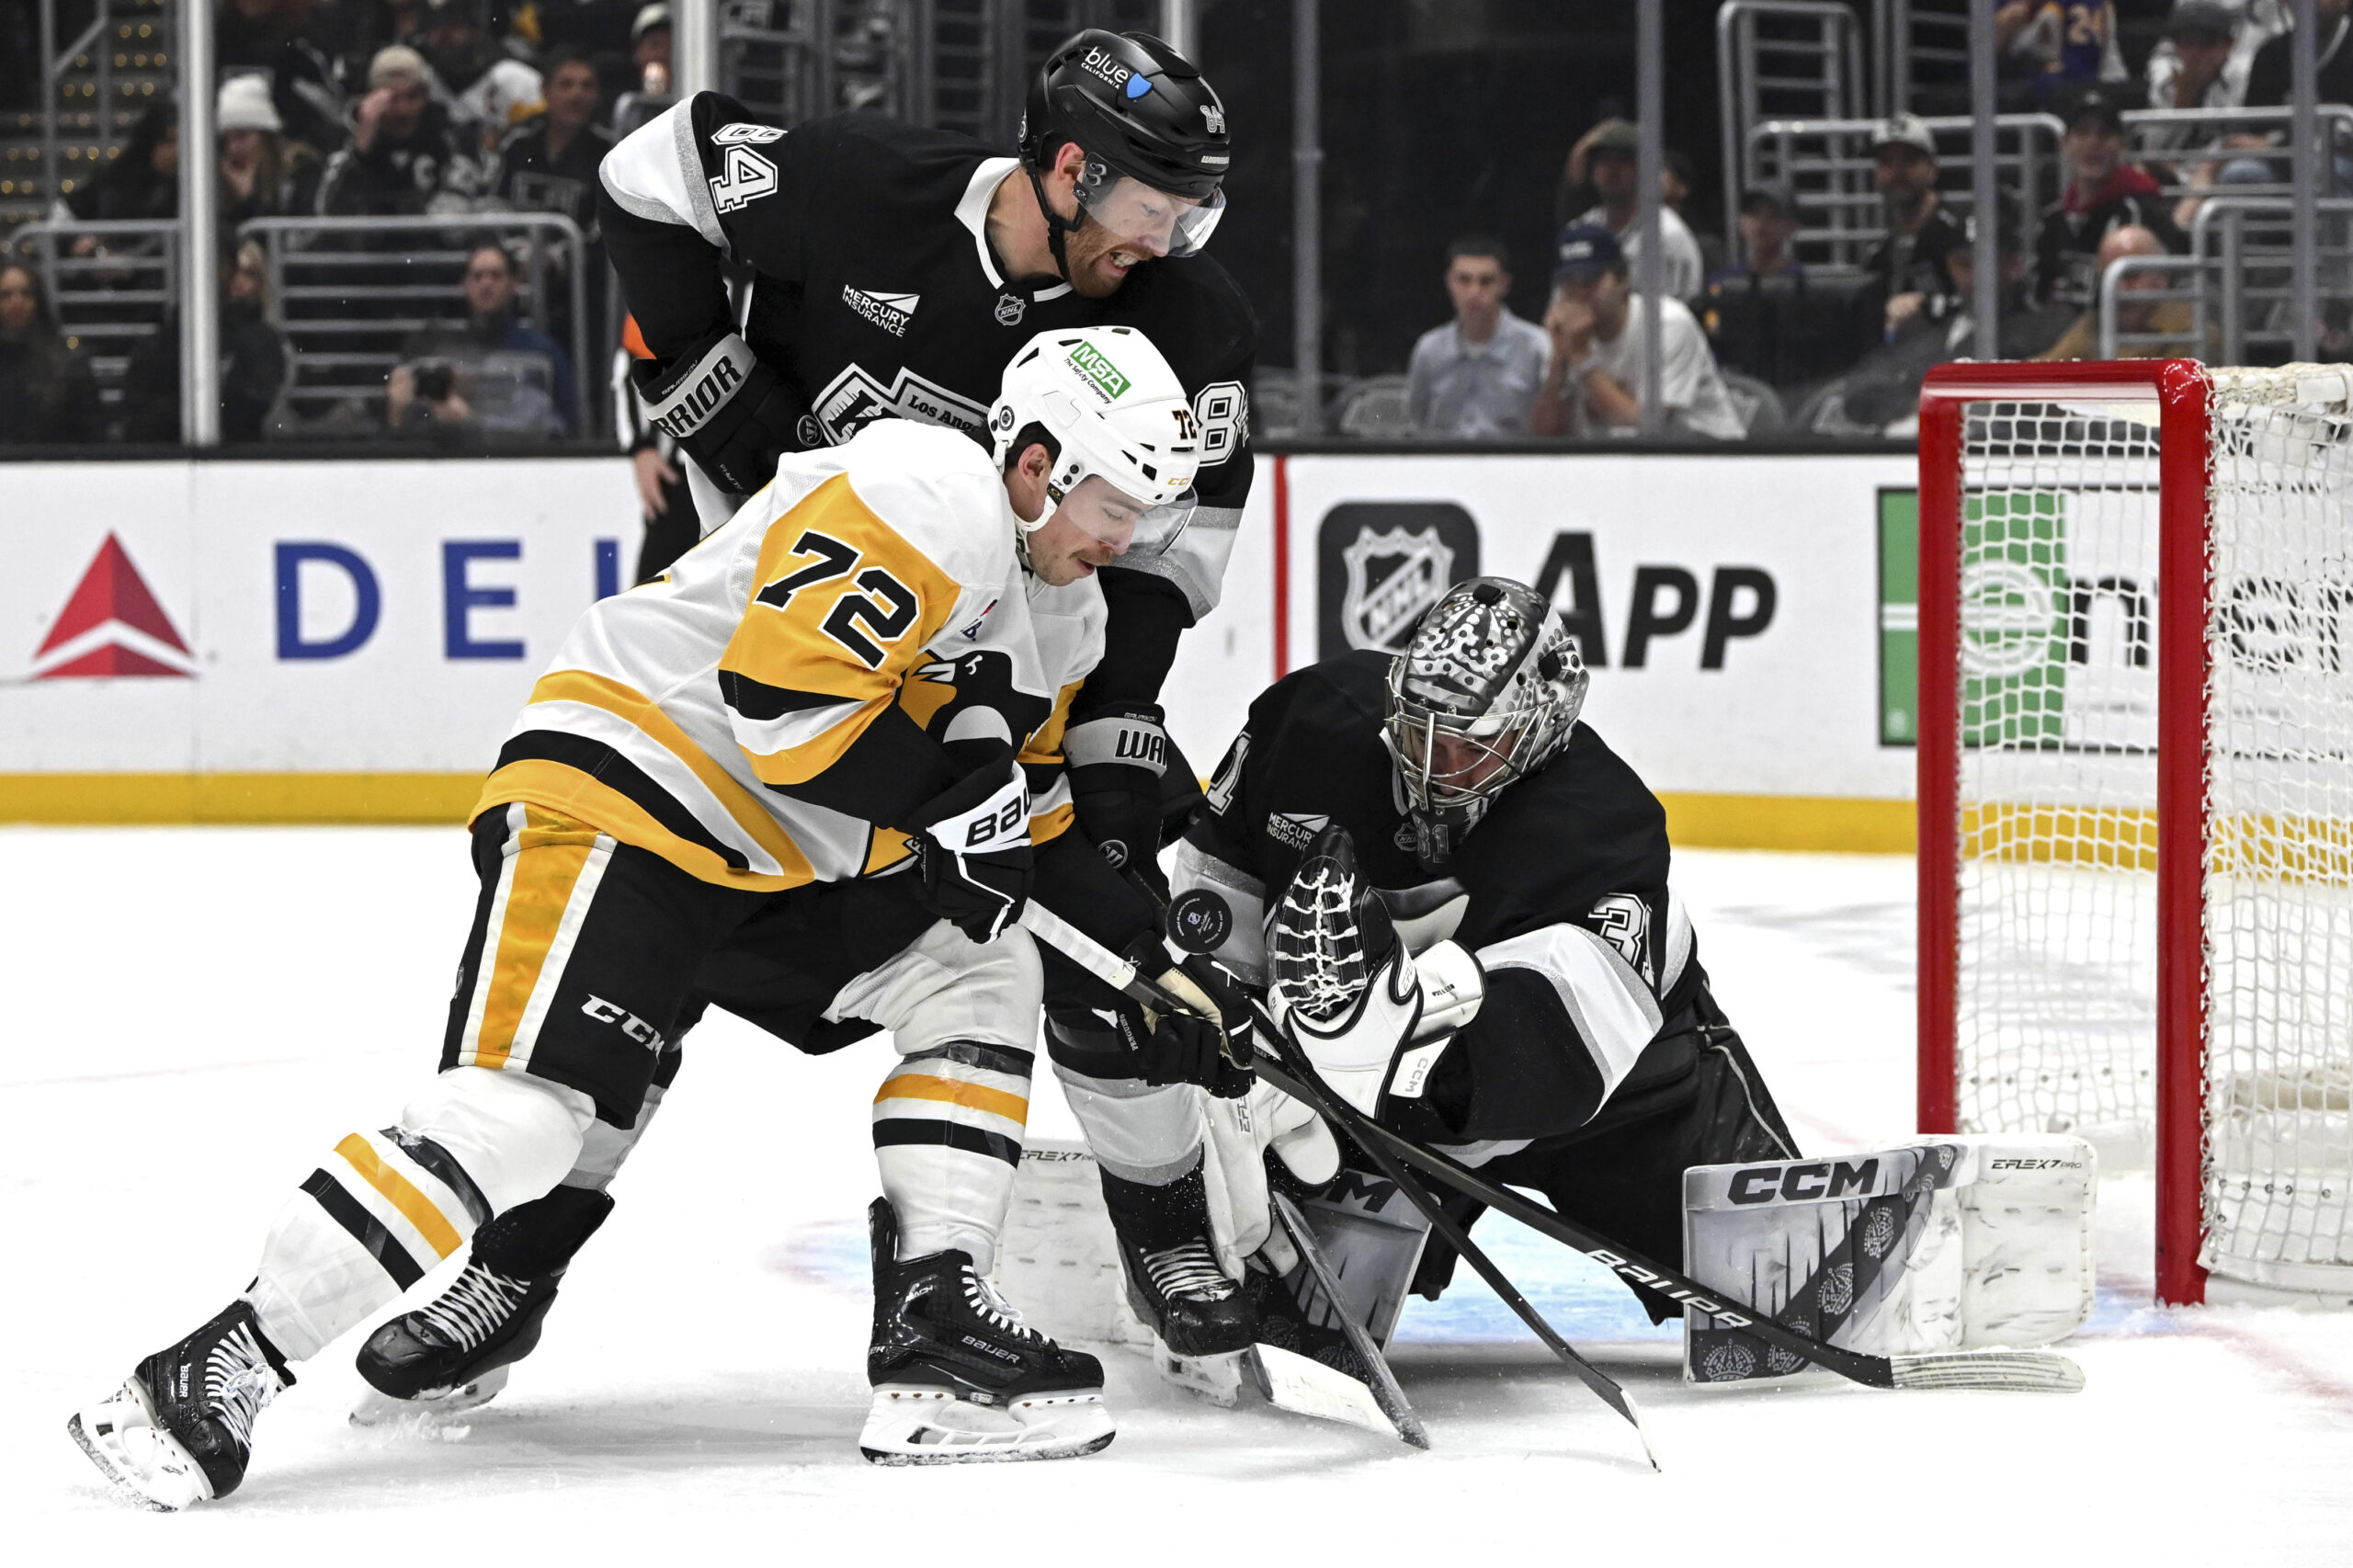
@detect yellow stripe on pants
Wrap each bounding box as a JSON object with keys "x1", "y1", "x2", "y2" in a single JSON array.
[{"x1": 472, "y1": 810, "x2": 600, "y2": 1071}]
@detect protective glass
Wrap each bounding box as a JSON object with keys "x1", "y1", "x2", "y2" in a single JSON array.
[
  {"x1": 1076, "y1": 172, "x2": 1226, "y2": 257},
  {"x1": 1051, "y1": 472, "x2": 1199, "y2": 553}
]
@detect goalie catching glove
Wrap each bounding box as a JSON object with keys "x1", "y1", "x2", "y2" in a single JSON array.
[
  {"x1": 904, "y1": 743, "x2": 1032, "y2": 943},
  {"x1": 633, "y1": 331, "x2": 809, "y2": 495},
  {"x1": 1267, "y1": 825, "x2": 1483, "y2": 1119}
]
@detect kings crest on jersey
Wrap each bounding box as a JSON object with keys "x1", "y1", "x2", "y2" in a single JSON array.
[
  {"x1": 475, "y1": 420, "x2": 1104, "y2": 890},
  {"x1": 598, "y1": 94, "x2": 1257, "y2": 619}
]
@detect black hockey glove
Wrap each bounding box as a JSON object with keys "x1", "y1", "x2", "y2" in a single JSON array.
[
  {"x1": 1114, "y1": 935, "x2": 1255, "y2": 1098},
  {"x1": 904, "y1": 743, "x2": 1032, "y2": 944},
  {"x1": 1064, "y1": 701, "x2": 1171, "y2": 892},
  {"x1": 632, "y1": 330, "x2": 808, "y2": 495}
]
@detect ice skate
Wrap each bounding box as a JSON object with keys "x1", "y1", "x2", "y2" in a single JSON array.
[
  {"x1": 351, "y1": 1187, "x2": 610, "y2": 1423},
  {"x1": 68, "y1": 1301, "x2": 291, "y2": 1511},
  {"x1": 859, "y1": 1198, "x2": 1115, "y2": 1465},
  {"x1": 1103, "y1": 1166, "x2": 1257, "y2": 1359}
]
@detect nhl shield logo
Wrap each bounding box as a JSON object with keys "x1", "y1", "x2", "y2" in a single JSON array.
[
  {"x1": 1338, "y1": 525, "x2": 1456, "y2": 652},
  {"x1": 995, "y1": 291, "x2": 1027, "y2": 327}
]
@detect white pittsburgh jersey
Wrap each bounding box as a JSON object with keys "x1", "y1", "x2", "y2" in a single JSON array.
[{"x1": 474, "y1": 419, "x2": 1105, "y2": 889}]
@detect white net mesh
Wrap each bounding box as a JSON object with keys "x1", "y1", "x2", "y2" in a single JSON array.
[{"x1": 1951, "y1": 367, "x2": 2353, "y2": 1290}]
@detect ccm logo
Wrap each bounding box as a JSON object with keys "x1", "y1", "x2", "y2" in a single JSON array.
[
  {"x1": 580, "y1": 994, "x2": 666, "y2": 1052},
  {"x1": 1990, "y1": 1157, "x2": 2081, "y2": 1170},
  {"x1": 1729, "y1": 1159, "x2": 1881, "y2": 1204},
  {"x1": 653, "y1": 354, "x2": 745, "y2": 437}
]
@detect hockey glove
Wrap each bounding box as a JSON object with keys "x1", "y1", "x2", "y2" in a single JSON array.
[
  {"x1": 904, "y1": 744, "x2": 1032, "y2": 944},
  {"x1": 632, "y1": 331, "x2": 808, "y2": 496},
  {"x1": 1064, "y1": 701, "x2": 1171, "y2": 890},
  {"x1": 1268, "y1": 825, "x2": 1483, "y2": 1119},
  {"x1": 1100, "y1": 935, "x2": 1255, "y2": 1098}
]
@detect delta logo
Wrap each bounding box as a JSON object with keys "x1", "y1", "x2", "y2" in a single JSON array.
[{"x1": 30, "y1": 533, "x2": 196, "y2": 679}]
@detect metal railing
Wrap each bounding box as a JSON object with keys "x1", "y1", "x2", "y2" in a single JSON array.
[
  {"x1": 721, "y1": 0, "x2": 926, "y2": 125},
  {"x1": 1744, "y1": 112, "x2": 2064, "y2": 273},
  {"x1": 2096, "y1": 254, "x2": 2206, "y2": 360},
  {"x1": 1718, "y1": 1, "x2": 1870, "y2": 248},
  {"x1": 4, "y1": 217, "x2": 180, "y2": 407},
  {"x1": 2188, "y1": 196, "x2": 2353, "y2": 364},
  {"x1": 237, "y1": 213, "x2": 593, "y2": 439},
  {"x1": 2125, "y1": 103, "x2": 2353, "y2": 201}
]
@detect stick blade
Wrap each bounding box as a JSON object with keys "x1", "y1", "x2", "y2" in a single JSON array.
[
  {"x1": 1890, "y1": 1350, "x2": 2086, "y2": 1393},
  {"x1": 1249, "y1": 1343, "x2": 1429, "y2": 1448}
]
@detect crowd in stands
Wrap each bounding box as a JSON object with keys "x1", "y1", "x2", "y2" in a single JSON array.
[
  {"x1": 3, "y1": 0, "x2": 665, "y2": 447},
  {"x1": 1405, "y1": 1, "x2": 2353, "y2": 441}
]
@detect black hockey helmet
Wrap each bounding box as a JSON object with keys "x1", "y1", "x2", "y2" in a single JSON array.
[
  {"x1": 1019, "y1": 29, "x2": 1228, "y2": 258},
  {"x1": 1383, "y1": 577, "x2": 1588, "y2": 869}
]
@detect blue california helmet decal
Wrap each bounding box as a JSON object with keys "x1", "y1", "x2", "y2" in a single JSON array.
[{"x1": 1125, "y1": 74, "x2": 1153, "y2": 98}]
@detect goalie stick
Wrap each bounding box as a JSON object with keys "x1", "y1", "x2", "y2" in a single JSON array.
[
  {"x1": 1017, "y1": 902, "x2": 2086, "y2": 1399},
  {"x1": 1265, "y1": 1190, "x2": 1430, "y2": 1450},
  {"x1": 1019, "y1": 901, "x2": 1663, "y2": 1468}
]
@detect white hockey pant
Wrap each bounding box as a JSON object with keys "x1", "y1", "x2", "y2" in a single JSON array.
[
  {"x1": 241, "y1": 1066, "x2": 596, "y2": 1362},
  {"x1": 1054, "y1": 1068, "x2": 1203, "y2": 1189}
]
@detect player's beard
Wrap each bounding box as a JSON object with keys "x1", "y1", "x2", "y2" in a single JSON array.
[{"x1": 1062, "y1": 218, "x2": 1146, "y2": 299}]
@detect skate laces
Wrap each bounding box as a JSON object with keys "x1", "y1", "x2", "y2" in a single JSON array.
[
  {"x1": 204, "y1": 1321, "x2": 284, "y2": 1451},
  {"x1": 1142, "y1": 1240, "x2": 1237, "y2": 1302},
  {"x1": 961, "y1": 1268, "x2": 1040, "y2": 1341},
  {"x1": 415, "y1": 1264, "x2": 532, "y2": 1351}
]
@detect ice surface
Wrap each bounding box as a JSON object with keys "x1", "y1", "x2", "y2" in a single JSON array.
[{"x1": 5, "y1": 829, "x2": 2350, "y2": 1560}]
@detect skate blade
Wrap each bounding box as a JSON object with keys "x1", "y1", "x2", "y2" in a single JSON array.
[
  {"x1": 349, "y1": 1364, "x2": 510, "y2": 1427},
  {"x1": 67, "y1": 1377, "x2": 212, "y2": 1512},
  {"x1": 1152, "y1": 1343, "x2": 1245, "y2": 1407},
  {"x1": 858, "y1": 1385, "x2": 1116, "y2": 1465}
]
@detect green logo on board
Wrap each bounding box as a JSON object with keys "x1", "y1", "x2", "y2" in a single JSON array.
[{"x1": 1067, "y1": 342, "x2": 1131, "y2": 402}]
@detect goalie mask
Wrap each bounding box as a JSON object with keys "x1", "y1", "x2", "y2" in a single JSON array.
[
  {"x1": 990, "y1": 325, "x2": 1200, "y2": 569},
  {"x1": 1384, "y1": 577, "x2": 1588, "y2": 869}
]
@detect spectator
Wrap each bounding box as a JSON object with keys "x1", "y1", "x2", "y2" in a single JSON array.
[
  {"x1": 1663, "y1": 149, "x2": 1730, "y2": 282},
  {"x1": 418, "y1": 0, "x2": 545, "y2": 157},
  {"x1": 387, "y1": 240, "x2": 577, "y2": 440},
  {"x1": 0, "y1": 266, "x2": 103, "y2": 444},
  {"x1": 1855, "y1": 114, "x2": 1967, "y2": 352},
  {"x1": 2245, "y1": 0, "x2": 2353, "y2": 106},
  {"x1": 632, "y1": 4, "x2": 674, "y2": 89},
  {"x1": 218, "y1": 74, "x2": 323, "y2": 227},
  {"x1": 2150, "y1": 4, "x2": 2247, "y2": 115},
  {"x1": 119, "y1": 241, "x2": 290, "y2": 444},
  {"x1": 1531, "y1": 223, "x2": 1744, "y2": 441},
  {"x1": 1703, "y1": 182, "x2": 1854, "y2": 391},
  {"x1": 489, "y1": 47, "x2": 611, "y2": 236},
  {"x1": 1560, "y1": 119, "x2": 1707, "y2": 302},
  {"x1": 317, "y1": 43, "x2": 490, "y2": 219},
  {"x1": 2035, "y1": 223, "x2": 2217, "y2": 359},
  {"x1": 216, "y1": 0, "x2": 348, "y2": 155},
  {"x1": 2034, "y1": 87, "x2": 2184, "y2": 312},
  {"x1": 1996, "y1": 1, "x2": 2128, "y2": 106},
  {"x1": 2151, "y1": 1, "x2": 2288, "y2": 116},
  {"x1": 1403, "y1": 236, "x2": 1551, "y2": 438},
  {"x1": 61, "y1": 100, "x2": 178, "y2": 226}
]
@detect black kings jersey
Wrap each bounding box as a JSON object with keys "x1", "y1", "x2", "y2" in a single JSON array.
[
  {"x1": 598, "y1": 97, "x2": 1258, "y2": 702},
  {"x1": 1177, "y1": 651, "x2": 1705, "y2": 1146}
]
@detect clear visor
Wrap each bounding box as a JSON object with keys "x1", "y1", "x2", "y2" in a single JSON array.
[
  {"x1": 1051, "y1": 472, "x2": 1199, "y2": 553},
  {"x1": 1386, "y1": 707, "x2": 1530, "y2": 812},
  {"x1": 1076, "y1": 174, "x2": 1226, "y2": 257}
]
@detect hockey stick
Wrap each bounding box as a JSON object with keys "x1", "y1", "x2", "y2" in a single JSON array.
[
  {"x1": 1265, "y1": 1189, "x2": 1430, "y2": 1449},
  {"x1": 1019, "y1": 901, "x2": 1663, "y2": 1468},
  {"x1": 1245, "y1": 1057, "x2": 2086, "y2": 1396}
]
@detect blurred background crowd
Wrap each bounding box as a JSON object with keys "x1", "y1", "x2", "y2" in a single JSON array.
[{"x1": 3, "y1": 0, "x2": 2348, "y2": 458}]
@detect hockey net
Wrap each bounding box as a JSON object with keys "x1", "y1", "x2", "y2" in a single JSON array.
[{"x1": 1918, "y1": 360, "x2": 2353, "y2": 1305}]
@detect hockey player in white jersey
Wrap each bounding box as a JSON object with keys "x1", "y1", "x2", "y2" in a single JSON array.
[{"x1": 65, "y1": 325, "x2": 1251, "y2": 1508}]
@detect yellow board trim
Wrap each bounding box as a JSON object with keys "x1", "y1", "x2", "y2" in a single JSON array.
[
  {"x1": 1656, "y1": 792, "x2": 1916, "y2": 855},
  {"x1": 333, "y1": 1133, "x2": 463, "y2": 1260},
  {"x1": 0, "y1": 773, "x2": 482, "y2": 824},
  {"x1": 0, "y1": 777, "x2": 1931, "y2": 854},
  {"x1": 874, "y1": 1074, "x2": 1031, "y2": 1126}
]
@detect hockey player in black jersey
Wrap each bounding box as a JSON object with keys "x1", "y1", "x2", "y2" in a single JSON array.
[
  {"x1": 1107, "y1": 576, "x2": 1803, "y2": 1352},
  {"x1": 602, "y1": 28, "x2": 1253, "y2": 876}
]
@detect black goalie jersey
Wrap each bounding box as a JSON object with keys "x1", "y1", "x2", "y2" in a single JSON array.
[
  {"x1": 1174, "y1": 651, "x2": 1708, "y2": 1150},
  {"x1": 597, "y1": 96, "x2": 1257, "y2": 701}
]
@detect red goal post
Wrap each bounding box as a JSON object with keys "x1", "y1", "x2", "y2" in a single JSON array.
[{"x1": 1916, "y1": 358, "x2": 2353, "y2": 1309}]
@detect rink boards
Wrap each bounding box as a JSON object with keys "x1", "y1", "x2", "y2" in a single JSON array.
[{"x1": 0, "y1": 449, "x2": 1919, "y2": 845}]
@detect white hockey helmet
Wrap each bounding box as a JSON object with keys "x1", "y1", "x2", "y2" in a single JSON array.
[{"x1": 988, "y1": 325, "x2": 1201, "y2": 547}]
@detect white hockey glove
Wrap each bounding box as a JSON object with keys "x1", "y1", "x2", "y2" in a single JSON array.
[{"x1": 1267, "y1": 826, "x2": 1483, "y2": 1119}]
